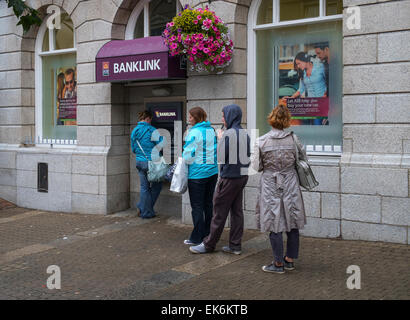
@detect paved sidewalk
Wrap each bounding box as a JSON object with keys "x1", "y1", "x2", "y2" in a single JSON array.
[{"x1": 0, "y1": 201, "x2": 408, "y2": 300}]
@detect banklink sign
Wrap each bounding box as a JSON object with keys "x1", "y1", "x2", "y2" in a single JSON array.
[{"x1": 96, "y1": 36, "x2": 186, "y2": 83}]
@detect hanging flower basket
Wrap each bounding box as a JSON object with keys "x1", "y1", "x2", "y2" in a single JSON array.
[{"x1": 162, "y1": 5, "x2": 234, "y2": 74}]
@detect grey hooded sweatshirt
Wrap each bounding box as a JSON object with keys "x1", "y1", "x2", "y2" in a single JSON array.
[{"x1": 218, "y1": 104, "x2": 250, "y2": 178}]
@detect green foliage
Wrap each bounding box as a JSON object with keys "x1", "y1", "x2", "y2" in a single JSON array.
[{"x1": 4, "y1": 0, "x2": 42, "y2": 33}]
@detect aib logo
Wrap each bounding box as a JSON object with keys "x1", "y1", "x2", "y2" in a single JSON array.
[{"x1": 103, "y1": 62, "x2": 110, "y2": 76}]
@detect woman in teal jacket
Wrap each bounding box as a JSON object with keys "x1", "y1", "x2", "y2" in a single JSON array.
[
  {"x1": 131, "y1": 110, "x2": 165, "y2": 219},
  {"x1": 183, "y1": 107, "x2": 218, "y2": 245}
]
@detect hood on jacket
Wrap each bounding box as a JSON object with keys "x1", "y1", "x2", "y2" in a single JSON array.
[{"x1": 222, "y1": 104, "x2": 242, "y2": 129}]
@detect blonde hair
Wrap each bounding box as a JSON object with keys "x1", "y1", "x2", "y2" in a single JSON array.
[{"x1": 267, "y1": 104, "x2": 291, "y2": 130}]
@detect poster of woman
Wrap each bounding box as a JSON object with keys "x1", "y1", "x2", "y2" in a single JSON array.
[
  {"x1": 56, "y1": 67, "x2": 77, "y2": 126},
  {"x1": 278, "y1": 42, "x2": 329, "y2": 126}
]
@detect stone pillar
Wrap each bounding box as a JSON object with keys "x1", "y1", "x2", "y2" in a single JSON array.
[
  {"x1": 0, "y1": 1, "x2": 36, "y2": 203},
  {"x1": 339, "y1": 0, "x2": 410, "y2": 243},
  {"x1": 72, "y1": 0, "x2": 130, "y2": 214}
]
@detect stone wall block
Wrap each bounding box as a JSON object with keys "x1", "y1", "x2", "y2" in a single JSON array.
[
  {"x1": 311, "y1": 166, "x2": 340, "y2": 193},
  {"x1": 341, "y1": 194, "x2": 381, "y2": 223},
  {"x1": 72, "y1": 155, "x2": 105, "y2": 175},
  {"x1": 344, "y1": 63, "x2": 410, "y2": 94},
  {"x1": 300, "y1": 217, "x2": 340, "y2": 238},
  {"x1": 343, "y1": 1, "x2": 410, "y2": 36},
  {"x1": 381, "y1": 197, "x2": 410, "y2": 226},
  {"x1": 321, "y1": 193, "x2": 341, "y2": 219},
  {"x1": 341, "y1": 167, "x2": 408, "y2": 197},
  {"x1": 341, "y1": 220, "x2": 407, "y2": 244},
  {"x1": 343, "y1": 35, "x2": 377, "y2": 65},
  {"x1": 301, "y1": 191, "x2": 321, "y2": 218},
  {"x1": 376, "y1": 94, "x2": 410, "y2": 123},
  {"x1": 72, "y1": 174, "x2": 99, "y2": 194},
  {"x1": 343, "y1": 95, "x2": 375, "y2": 123},
  {"x1": 378, "y1": 31, "x2": 410, "y2": 63}
]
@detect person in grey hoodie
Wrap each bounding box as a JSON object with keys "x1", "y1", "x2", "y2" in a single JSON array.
[{"x1": 190, "y1": 104, "x2": 250, "y2": 255}]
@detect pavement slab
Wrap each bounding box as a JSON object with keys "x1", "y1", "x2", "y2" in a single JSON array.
[{"x1": 0, "y1": 203, "x2": 408, "y2": 300}]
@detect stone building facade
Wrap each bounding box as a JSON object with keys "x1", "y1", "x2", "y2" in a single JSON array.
[{"x1": 0, "y1": 0, "x2": 409, "y2": 244}]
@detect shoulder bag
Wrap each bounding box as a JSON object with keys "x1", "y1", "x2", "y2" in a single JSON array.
[
  {"x1": 135, "y1": 139, "x2": 169, "y2": 183},
  {"x1": 291, "y1": 133, "x2": 319, "y2": 191}
]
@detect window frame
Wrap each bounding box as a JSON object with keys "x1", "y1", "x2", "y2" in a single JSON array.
[
  {"x1": 125, "y1": 0, "x2": 182, "y2": 40},
  {"x1": 247, "y1": 0, "x2": 343, "y2": 156},
  {"x1": 35, "y1": 11, "x2": 77, "y2": 145}
]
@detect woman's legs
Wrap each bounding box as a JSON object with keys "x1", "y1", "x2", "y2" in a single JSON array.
[
  {"x1": 188, "y1": 178, "x2": 207, "y2": 244},
  {"x1": 269, "y1": 232, "x2": 285, "y2": 266},
  {"x1": 136, "y1": 161, "x2": 161, "y2": 218},
  {"x1": 285, "y1": 229, "x2": 300, "y2": 261},
  {"x1": 203, "y1": 174, "x2": 218, "y2": 239}
]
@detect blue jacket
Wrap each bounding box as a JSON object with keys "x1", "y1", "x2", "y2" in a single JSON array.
[
  {"x1": 183, "y1": 121, "x2": 218, "y2": 179},
  {"x1": 131, "y1": 121, "x2": 164, "y2": 162}
]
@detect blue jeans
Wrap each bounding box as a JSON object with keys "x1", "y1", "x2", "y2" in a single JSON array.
[
  {"x1": 136, "y1": 161, "x2": 162, "y2": 218},
  {"x1": 187, "y1": 174, "x2": 218, "y2": 244}
]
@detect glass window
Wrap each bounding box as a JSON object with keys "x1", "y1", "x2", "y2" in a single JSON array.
[
  {"x1": 132, "y1": 0, "x2": 178, "y2": 38},
  {"x1": 134, "y1": 13, "x2": 144, "y2": 38},
  {"x1": 55, "y1": 13, "x2": 74, "y2": 50},
  {"x1": 280, "y1": 0, "x2": 320, "y2": 21},
  {"x1": 257, "y1": 0, "x2": 273, "y2": 25},
  {"x1": 150, "y1": 0, "x2": 176, "y2": 36},
  {"x1": 38, "y1": 10, "x2": 76, "y2": 142},
  {"x1": 256, "y1": 21, "x2": 342, "y2": 150},
  {"x1": 42, "y1": 54, "x2": 77, "y2": 140},
  {"x1": 42, "y1": 29, "x2": 49, "y2": 52},
  {"x1": 326, "y1": 0, "x2": 343, "y2": 15}
]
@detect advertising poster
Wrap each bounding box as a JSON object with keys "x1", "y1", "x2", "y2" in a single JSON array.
[
  {"x1": 278, "y1": 42, "x2": 330, "y2": 125},
  {"x1": 56, "y1": 67, "x2": 77, "y2": 125}
]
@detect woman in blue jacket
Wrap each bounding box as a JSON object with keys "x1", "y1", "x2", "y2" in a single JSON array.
[
  {"x1": 131, "y1": 110, "x2": 165, "y2": 219},
  {"x1": 183, "y1": 107, "x2": 218, "y2": 245}
]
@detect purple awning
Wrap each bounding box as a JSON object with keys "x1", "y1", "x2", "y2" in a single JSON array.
[{"x1": 96, "y1": 36, "x2": 186, "y2": 82}]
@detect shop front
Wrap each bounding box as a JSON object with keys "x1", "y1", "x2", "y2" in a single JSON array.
[{"x1": 0, "y1": 0, "x2": 409, "y2": 244}]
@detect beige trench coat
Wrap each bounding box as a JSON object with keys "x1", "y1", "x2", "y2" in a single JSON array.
[{"x1": 252, "y1": 128, "x2": 307, "y2": 233}]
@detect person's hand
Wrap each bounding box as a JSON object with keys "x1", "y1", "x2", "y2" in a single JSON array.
[{"x1": 216, "y1": 128, "x2": 224, "y2": 140}]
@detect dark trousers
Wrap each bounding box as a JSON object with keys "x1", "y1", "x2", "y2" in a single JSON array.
[
  {"x1": 203, "y1": 176, "x2": 249, "y2": 251},
  {"x1": 269, "y1": 229, "x2": 300, "y2": 264},
  {"x1": 188, "y1": 174, "x2": 218, "y2": 244}
]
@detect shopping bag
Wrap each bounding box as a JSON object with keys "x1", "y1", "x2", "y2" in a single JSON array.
[{"x1": 170, "y1": 157, "x2": 188, "y2": 194}]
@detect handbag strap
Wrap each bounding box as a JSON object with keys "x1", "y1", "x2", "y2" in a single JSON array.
[
  {"x1": 290, "y1": 132, "x2": 300, "y2": 163},
  {"x1": 135, "y1": 139, "x2": 149, "y2": 161}
]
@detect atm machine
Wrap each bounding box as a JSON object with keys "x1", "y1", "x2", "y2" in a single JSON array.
[{"x1": 146, "y1": 101, "x2": 184, "y2": 164}]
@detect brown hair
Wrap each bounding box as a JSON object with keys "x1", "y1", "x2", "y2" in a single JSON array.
[
  {"x1": 189, "y1": 106, "x2": 207, "y2": 125},
  {"x1": 138, "y1": 110, "x2": 153, "y2": 121},
  {"x1": 267, "y1": 104, "x2": 291, "y2": 130}
]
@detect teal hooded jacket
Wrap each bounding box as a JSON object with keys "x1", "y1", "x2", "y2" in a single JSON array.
[
  {"x1": 183, "y1": 121, "x2": 218, "y2": 179},
  {"x1": 131, "y1": 121, "x2": 164, "y2": 162}
]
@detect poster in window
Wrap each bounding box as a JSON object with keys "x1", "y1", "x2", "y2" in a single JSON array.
[
  {"x1": 56, "y1": 67, "x2": 77, "y2": 125},
  {"x1": 278, "y1": 42, "x2": 329, "y2": 126}
]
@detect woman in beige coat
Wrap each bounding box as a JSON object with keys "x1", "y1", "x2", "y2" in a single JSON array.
[{"x1": 252, "y1": 104, "x2": 307, "y2": 274}]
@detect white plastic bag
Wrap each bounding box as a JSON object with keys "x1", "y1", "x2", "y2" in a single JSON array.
[{"x1": 170, "y1": 157, "x2": 188, "y2": 194}]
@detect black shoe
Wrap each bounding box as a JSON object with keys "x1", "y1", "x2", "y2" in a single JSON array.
[
  {"x1": 284, "y1": 256, "x2": 295, "y2": 271},
  {"x1": 262, "y1": 262, "x2": 285, "y2": 274}
]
